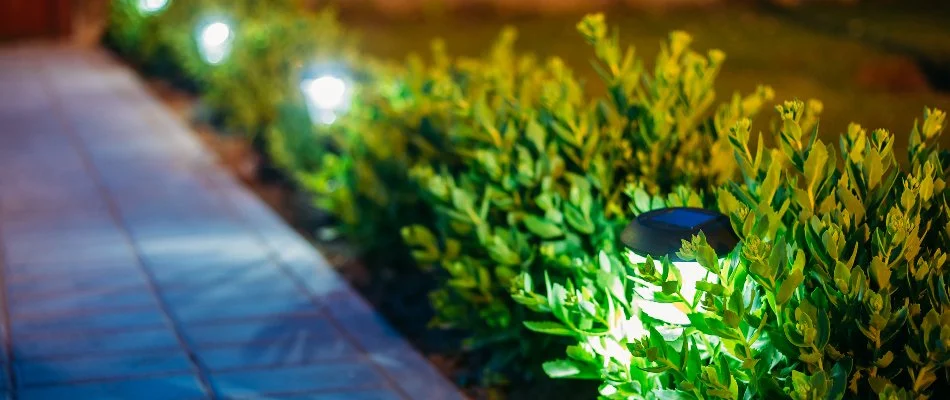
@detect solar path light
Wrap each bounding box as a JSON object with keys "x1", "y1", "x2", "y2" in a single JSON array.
[
  {"x1": 137, "y1": 0, "x2": 169, "y2": 14},
  {"x1": 299, "y1": 65, "x2": 352, "y2": 125},
  {"x1": 621, "y1": 207, "x2": 739, "y2": 325},
  {"x1": 196, "y1": 18, "x2": 234, "y2": 65}
]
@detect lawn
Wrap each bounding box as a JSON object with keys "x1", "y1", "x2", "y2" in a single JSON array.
[{"x1": 346, "y1": 3, "x2": 950, "y2": 152}]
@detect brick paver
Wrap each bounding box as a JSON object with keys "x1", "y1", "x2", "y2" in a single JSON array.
[{"x1": 0, "y1": 45, "x2": 463, "y2": 400}]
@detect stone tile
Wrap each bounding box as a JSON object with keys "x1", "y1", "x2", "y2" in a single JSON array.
[
  {"x1": 6, "y1": 268, "x2": 149, "y2": 299},
  {"x1": 2, "y1": 245, "x2": 137, "y2": 267},
  {"x1": 2, "y1": 240, "x2": 135, "y2": 263},
  {"x1": 323, "y1": 292, "x2": 463, "y2": 400},
  {"x1": 1, "y1": 224, "x2": 124, "y2": 244},
  {"x1": 261, "y1": 389, "x2": 402, "y2": 400},
  {"x1": 14, "y1": 327, "x2": 181, "y2": 359},
  {"x1": 135, "y1": 235, "x2": 271, "y2": 267},
  {"x1": 160, "y1": 276, "x2": 300, "y2": 303},
  {"x1": 12, "y1": 308, "x2": 168, "y2": 337},
  {"x1": 9, "y1": 287, "x2": 158, "y2": 317},
  {"x1": 0, "y1": 45, "x2": 460, "y2": 400},
  {"x1": 168, "y1": 291, "x2": 316, "y2": 324},
  {"x1": 150, "y1": 260, "x2": 289, "y2": 290},
  {"x1": 209, "y1": 362, "x2": 386, "y2": 398},
  {"x1": 274, "y1": 251, "x2": 352, "y2": 302},
  {"x1": 188, "y1": 318, "x2": 357, "y2": 371},
  {"x1": 4, "y1": 259, "x2": 142, "y2": 283},
  {"x1": 196, "y1": 339, "x2": 357, "y2": 371},
  {"x1": 17, "y1": 374, "x2": 207, "y2": 400},
  {"x1": 16, "y1": 352, "x2": 194, "y2": 386},
  {"x1": 183, "y1": 316, "x2": 336, "y2": 348}
]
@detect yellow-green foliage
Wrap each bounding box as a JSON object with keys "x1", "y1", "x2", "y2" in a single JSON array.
[
  {"x1": 399, "y1": 15, "x2": 774, "y2": 381},
  {"x1": 523, "y1": 104, "x2": 948, "y2": 399},
  {"x1": 107, "y1": 4, "x2": 950, "y2": 395}
]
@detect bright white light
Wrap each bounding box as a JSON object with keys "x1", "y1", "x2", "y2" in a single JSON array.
[
  {"x1": 300, "y1": 74, "x2": 351, "y2": 125},
  {"x1": 302, "y1": 76, "x2": 347, "y2": 110},
  {"x1": 627, "y1": 252, "x2": 720, "y2": 325},
  {"x1": 137, "y1": 0, "x2": 169, "y2": 14},
  {"x1": 201, "y1": 22, "x2": 231, "y2": 48},
  {"x1": 196, "y1": 20, "x2": 233, "y2": 65}
]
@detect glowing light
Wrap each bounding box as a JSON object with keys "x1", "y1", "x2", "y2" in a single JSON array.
[
  {"x1": 302, "y1": 76, "x2": 347, "y2": 110},
  {"x1": 300, "y1": 73, "x2": 351, "y2": 125},
  {"x1": 627, "y1": 251, "x2": 722, "y2": 325},
  {"x1": 201, "y1": 22, "x2": 231, "y2": 47},
  {"x1": 137, "y1": 0, "x2": 169, "y2": 14},
  {"x1": 196, "y1": 20, "x2": 233, "y2": 65}
]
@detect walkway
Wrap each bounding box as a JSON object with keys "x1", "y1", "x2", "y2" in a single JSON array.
[{"x1": 0, "y1": 45, "x2": 462, "y2": 400}]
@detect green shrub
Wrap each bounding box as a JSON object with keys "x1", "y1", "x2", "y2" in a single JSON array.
[
  {"x1": 107, "y1": 4, "x2": 950, "y2": 396},
  {"x1": 127, "y1": 0, "x2": 347, "y2": 135},
  {"x1": 267, "y1": 57, "x2": 435, "y2": 259},
  {"x1": 522, "y1": 101, "x2": 948, "y2": 397},
  {"x1": 197, "y1": 8, "x2": 356, "y2": 135},
  {"x1": 401, "y1": 14, "x2": 774, "y2": 383}
]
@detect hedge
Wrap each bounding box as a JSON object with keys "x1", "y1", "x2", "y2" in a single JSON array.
[{"x1": 106, "y1": 1, "x2": 949, "y2": 398}]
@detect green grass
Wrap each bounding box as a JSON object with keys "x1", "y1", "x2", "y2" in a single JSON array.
[{"x1": 346, "y1": 4, "x2": 950, "y2": 152}]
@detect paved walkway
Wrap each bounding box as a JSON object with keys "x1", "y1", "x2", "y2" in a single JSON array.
[{"x1": 0, "y1": 45, "x2": 462, "y2": 400}]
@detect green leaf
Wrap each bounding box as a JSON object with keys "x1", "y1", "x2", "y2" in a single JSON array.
[
  {"x1": 640, "y1": 365, "x2": 672, "y2": 374},
  {"x1": 654, "y1": 390, "x2": 698, "y2": 400},
  {"x1": 662, "y1": 279, "x2": 681, "y2": 295},
  {"x1": 706, "y1": 318, "x2": 742, "y2": 340},
  {"x1": 723, "y1": 310, "x2": 741, "y2": 328},
  {"x1": 524, "y1": 321, "x2": 576, "y2": 337},
  {"x1": 776, "y1": 267, "x2": 803, "y2": 306},
  {"x1": 451, "y1": 188, "x2": 476, "y2": 214},
  {"x1": 833, "y1": 261, "x2": 851, "y2": 295},
  {"x1": 523, "y1": 215, "x2": 564, "y2": 239},
  {"x1": 760, "y1": 161, "x2": 782, "y2": 206},
  {"x1": 563, "y1": 203, "x2": 594, "y2": 234},
  {"x1": 692, "y1": 236, "x2": 721, "y2": 274},
  {"x1": 828, "y1": 358, "x2": 853, "y2": 400},
  {"x1": 696, "y1": 281, "x2": 725, "y2": 296},
  {"x1": 866, "y1": 148, "x2": 883, "y2": 190},
  {"x1": 542, "y1": 359, "x2": 583, "y2": 378},
  {"x1": 633, "y1": 188, "x2": 652, "y2": 212},
  {"x1": 526, "y1": 119, "x2": 547, "y2": 152},
  {"x1": 869, "y1": 255, "x2": 891, "y2": 291},
  {"x1": 804, "y1": 141, "x2": 829, "y2": 194}
]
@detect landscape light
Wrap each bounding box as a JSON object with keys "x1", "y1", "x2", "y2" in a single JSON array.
[
  {"x1": 137, "y1": 0, "x2": 169, "y2": 14},
  {"x1": 621, "y1": 207, "x2": 739, "y2": 325},
  {"x1": 299, "y1": 68, "x2": 352, "y2": 125},
  {"x1": 196, "y1": 19, "x2": 233, "y2": 65}
]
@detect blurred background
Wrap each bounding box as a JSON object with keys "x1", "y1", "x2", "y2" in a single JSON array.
[
  {"x1": 2, "y1": 1, "x2": 948, "y2": 398},
  {"x1": 5, "y1": 0, "x2": 947, "y2": 142}
]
